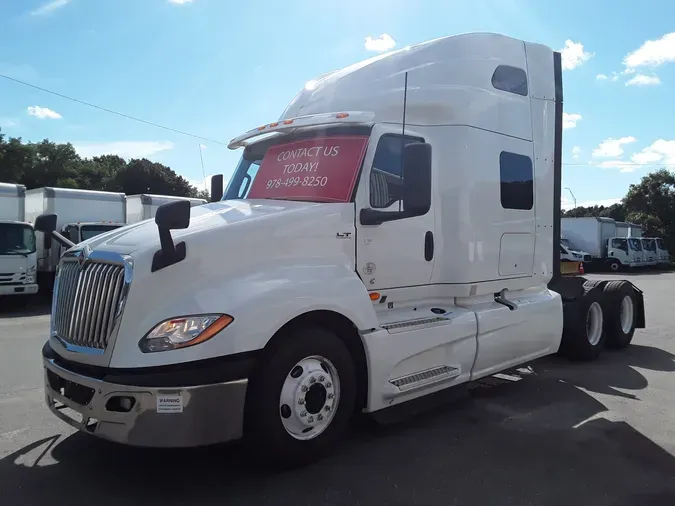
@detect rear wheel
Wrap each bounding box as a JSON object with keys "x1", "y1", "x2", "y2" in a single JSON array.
[
  {"x1": 244, "y1": 325, "x2": 357, "y2": 468},
  {"x1": 602, "y1": 280, "x2": 637, "y2": 349},
  {"x1": 559, "y1": 285, "x2": 606, "y2": 361}
]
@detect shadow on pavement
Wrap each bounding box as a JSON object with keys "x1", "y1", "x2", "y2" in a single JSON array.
[{"x1": 2, "y1": 345, "x2": 675, "y2": 506}]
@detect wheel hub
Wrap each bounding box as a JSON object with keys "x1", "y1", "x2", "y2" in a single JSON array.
[
  {"x1": 278, "y1": 355, "x2": 340, "y2": 440},
  {"x1": 620, "y1": 295, "x2": 634, "y2": 334},
  {"x1": 586, "y1": 301, "x2": 603, "y2": 346}
]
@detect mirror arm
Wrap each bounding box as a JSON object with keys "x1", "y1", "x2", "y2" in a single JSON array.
[{"x1": 51, "y1": 231, "x2": 75, "y2": 249}]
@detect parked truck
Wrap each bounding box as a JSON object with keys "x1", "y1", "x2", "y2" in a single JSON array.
[
  {"x1": 561, "y1": 216, "x2": 643, "y2": 271},
  {"x1": 24, "y1": 187, "x2": 126, "y2": 290},
  {"x1": 559, "y1": 235, "x2": 592, "y2": 264},
  {"x1": 37, "y1": 33, "x2": 646, "y2": 468},
  {"x1": 0, "y1": 183, "x2": 38, "y2": 298},
  {"x1": 126, "y1": 194, "x2": 207, "y2": 225}
]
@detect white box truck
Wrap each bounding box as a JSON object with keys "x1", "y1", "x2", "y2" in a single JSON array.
[
  {"x1": 0, "y1": 183, "x2": 38, "y2": 297},
  {"x1": 37, "y1": 33, "x2": 646, "y2": 468},
  {"x1": 24, "y1": 187, "x2": 126, "y2": 290},
  {"x1": 126, "y1": 194, "x2": 207, "y2": 225},
  {"x1": 561, "y1": 217, "x2": 643, "y2": 271}
]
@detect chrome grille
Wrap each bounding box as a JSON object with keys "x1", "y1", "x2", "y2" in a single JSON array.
[{"x1": 53, "y1": 258, "x2": 127, "y2": 350}]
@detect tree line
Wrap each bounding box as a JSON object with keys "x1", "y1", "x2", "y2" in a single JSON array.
[
  {"x1": 0, "y1": 129, "x2": 209, "y2": 200},
  {"x1": 562, "y1": 169, "x2": 675, "y2": 253}
]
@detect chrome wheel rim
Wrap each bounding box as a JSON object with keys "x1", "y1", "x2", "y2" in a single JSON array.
[
  {"x1": 279, "y1": 355, "x2": 340, "y2": 441},
  {"x1": 620, "y1": 295, "x2": 635, "y2": 334},
  {"x1": 586, "y1": 301, "x2": 603, "y2": 346}
]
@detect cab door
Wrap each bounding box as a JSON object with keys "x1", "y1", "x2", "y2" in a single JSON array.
[
  {"x1": 354, "y1": 125, "x2": 435, "y2": 291},
  {"x1": 608, "y1": 237, "x2": 630, "y2": 265}
]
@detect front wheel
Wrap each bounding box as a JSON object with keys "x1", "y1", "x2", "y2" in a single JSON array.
[
  {"x1": 244, "y1": 325, "x2": 357, "y2": 468},
  {"x1": 608, "y1": 259, "x2": 621, "y2": 272}
]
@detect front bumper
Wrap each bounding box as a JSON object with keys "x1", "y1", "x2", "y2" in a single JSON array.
[
  {"x1": 0, "y1": 283, "x2": 38, "y2": 296},
  {"x1": 42, "y1": 343, "x2": 256, "y2": 448}
]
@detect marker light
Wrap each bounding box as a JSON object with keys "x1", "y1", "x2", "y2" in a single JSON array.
[{"x1": 139, "y1": 314, "x2": 233, "y2": 353}]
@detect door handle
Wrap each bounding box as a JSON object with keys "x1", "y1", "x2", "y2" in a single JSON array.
[{"x1": 424, "y1": 231, "x2": 434, "y2": 261}]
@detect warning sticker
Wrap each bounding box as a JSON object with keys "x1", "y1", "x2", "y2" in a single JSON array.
[{"x1": 156, "y1": 393, "x2": 184, "y2": 413}]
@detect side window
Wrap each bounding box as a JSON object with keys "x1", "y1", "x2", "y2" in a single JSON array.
[
  {"x1": 499, "y1": 151, "x2": 533, "y2": 210},
  {"x1": 370, "y1": 134, "x2": 423, "y2": 209},
  {"x1": 491, "y1": 65, "x2": 528, "y2": 97},
  {"x1": 612, "y1": 238, "x2": 628, "y2": 252}
]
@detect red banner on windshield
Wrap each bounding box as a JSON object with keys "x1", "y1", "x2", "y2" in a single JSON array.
[{"x1": 247, "y1": 136, "x2": 369, "y2": 203}]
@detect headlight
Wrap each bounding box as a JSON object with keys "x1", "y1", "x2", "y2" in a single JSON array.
[
  {"x1": 573, "y1": 253, "x2": 582, "y2": 258},
  {"x1": 25, "y1": 275, "x2": 36, "y2": 284},
  {"x1": 138, "y1": 314, "x2": 233, "y2": 353}
]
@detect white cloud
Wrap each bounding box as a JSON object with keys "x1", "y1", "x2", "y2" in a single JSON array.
[
  {"x1": 188, "y1": 175, "x2": 215, "y2": 192},
  {"x1": 72, "y1": 141, "x2": 174, "y2": 159},
  {"x1": 595, "y1": 160, "x2": 640, "y2": 173},
  {"x1": 559, "y1": 40, "x2": 593, "y2": 70},
  {"x1": 27, "y1": 106, "x2": 62, "y2": 119},
  {"x1": 168, "y1": 0, "x2": 194, "y2": 4},
  {"x1": 571, "y1": 146, "x2": 581, "y2": 160},
  {"x1": 625, "y1": 74, "x2": 661, "y2": 86},
  {"x1": 30, "y1": 0, "x2": 72, "y2": 16},
  {"x1": 630, "y1": 139, "x2": 675, "y2": 167},
  {"x1": 365, "y1": 34, "x2": 396, "y2": 52},
  {"x1": 562, "y1": 197, "x2": 622, "y2": 210},
  {"x1": 592, "y1": 136, "x2": 637, "y2": 158},
  {"x1": 623, "y1": 32, "x2": 675, "y2": 69},
  {"x1": 563, "y1": 112, "x2": 582, "y2": 129},
  {"x1": 596, "y1": 74, "x2": 608, "y2": 80}
]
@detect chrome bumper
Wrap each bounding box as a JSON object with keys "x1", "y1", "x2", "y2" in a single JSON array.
[{"x1": 43, "y1": 356, "x2": 248, "y2": 448}]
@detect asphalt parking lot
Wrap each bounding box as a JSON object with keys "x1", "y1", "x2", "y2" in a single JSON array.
[{"x1": 1, "y1": 271, "x2": 675, "y2": 506}]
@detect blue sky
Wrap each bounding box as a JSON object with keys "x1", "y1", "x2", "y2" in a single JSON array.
[{"x1": 1, "y1": 0, "x2": 674, "y2": 209}]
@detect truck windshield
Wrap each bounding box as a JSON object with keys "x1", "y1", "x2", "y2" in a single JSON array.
[
  {"x1": 656, "y1": 238, "x2": 666, "y2": 250},
  {"x1": 223, "y1": 127, "x2": 371, "y2": 203},
  {"x1": 80, "y1": 224, "x2": 123, "y2": 242},
  {"x1": 643, "y1": 240, "x2": 656, "y2": 251},
  {"x1": 628, "y1": 238, "x2": 642, "y2": 251},
  {"x1": 0, "y1": 223, "x2": 36, "y2": 255}
]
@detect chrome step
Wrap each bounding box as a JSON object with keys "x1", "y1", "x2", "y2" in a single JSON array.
[{"x1": 389, "y1": 365, "x2": 461, "y2": 392}]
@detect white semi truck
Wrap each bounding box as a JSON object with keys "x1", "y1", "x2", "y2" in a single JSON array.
[
  {"x1": 561, "y1": 217, "x2": 643, "y2": 271},
  {"x1": 126, "y1": 194, "x2": 207, "y2": 225},
  {"x1": 37, "y1": 33, "x2": 646, "y2": 468},
  {"x1": 0, "y1": 183, "x2": 38, "y2": 298},
  {"x1": 24, "y1": 187, "x2": 126, "y2": 290}
]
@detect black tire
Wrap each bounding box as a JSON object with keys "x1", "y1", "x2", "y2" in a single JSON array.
[
  {"x1": 559, "y1": 285, "x2": 606, "y2": 361},
  {"x1": 602, "y1": 280, "x2": 637, "y2": 349},
  {"x1": 244, "y1": 325, "x2": 357, "y2": 468}
]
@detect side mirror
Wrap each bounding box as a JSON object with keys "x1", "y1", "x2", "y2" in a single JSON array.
[
  {"x1": 155, "y1": 200, "x2": 191, "y2": 230},
  {"x1": 35, "y1": 213, "x2": 57, "y2": 249},
  {"x1": 152, "y1": 200, "x2": 191, "y2": 272},
  {"x1": 401, "y1": 143, "x2": 432, "y2": 215},
  {"x1": 210, "y1": 174, "x2": 224, "y2": 203}
]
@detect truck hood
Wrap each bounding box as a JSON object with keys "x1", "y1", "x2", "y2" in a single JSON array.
[{"x1": 76, "y1": 199, "x2": 336, "y2": 254}]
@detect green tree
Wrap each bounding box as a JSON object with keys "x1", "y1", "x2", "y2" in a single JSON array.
[
  {"x1": 623, "y1": 169, "x2": 675, "y2": 252},
  {"x1": 0, "y1": 130, "x2": 202, "y2": 198}
]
